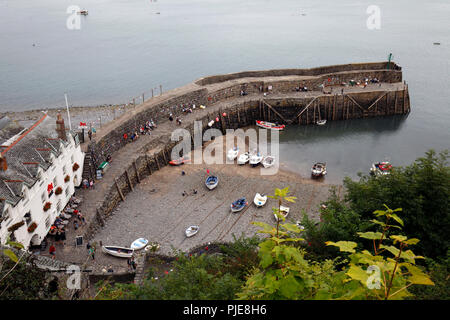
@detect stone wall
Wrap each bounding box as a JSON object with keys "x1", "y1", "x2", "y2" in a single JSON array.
[{"x1": 195, "y1": 61, "x2": 401, "y2": 85}]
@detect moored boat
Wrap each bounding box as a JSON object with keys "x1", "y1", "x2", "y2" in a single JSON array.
[
  {"x1": 253, "y1": 193, "x2": 267, "y2": 207},
  {"x1": 255, "y1": 120, "x2": 285, "y2": 131},
  {"x1": 131, "y1": 238, "x2": 149, "y2": 250},
  {"x1": 311, "y1": 162, "x2": 327, "y2": 178},
  {"x1": 262, "y1": 155, "x2": 275, "y2": 168},
  {"x1": 78, "y1": 10, "x2": 88, "y2": 15},
  {"x1": 370, "y1": 161, "x2": 392, "y2": 176},
  {"x1": 169, "y1": 157, "x2": 190, "y2": 166},
  {"x1": 316, "y1": 119, "x2": 327, "y2": 125},
  {"x1": 185, "y1": 226, "x2": 200, "y2": 238},
  {"x1": 102, "y1": 246, "x2": 134, "y2": 258},
  {"x1": 237, "y1": 152, "x2": 250, "y2": 165},
  {"x1": 205, "y1": 175, "x2": 219, "y2": 190},
  {"x1": 231, "y1": 197, "x2": 247, "y2": 213},
  {"x1": 274, "y1": 206, "x2": 290, "y2": 221},
  {"x1": 227, "y1": 146, "x2": 239, "y2": 161}
]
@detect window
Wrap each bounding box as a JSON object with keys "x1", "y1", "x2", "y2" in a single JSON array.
[
  {"x1": 56, "y1": 200, "x2": 62, "y2": 213},
  {"x1": 24, "y1": 212, "x2": 32, "y2": 226},
  {"x1": 2, "y1": 208, "x2": 10, "y2": 222},
  {"x1": 45, "y1": 217, "x2": 51, "y2": 229},
  {"x1": 41, "y1": 191, "x2": 47, "y2": 202},
  {"x1": 65, "y1": 187, "x2": 70, "y2": 197},
  {"x1": 53, "y1": 177, "x2": 57, "y2": 186},
  {"x1": 62, "y1": 165, "x2": 67, "y2": 175},
  {"x1": 71, "y1": 155, "x2": 74, "y2": 163}
]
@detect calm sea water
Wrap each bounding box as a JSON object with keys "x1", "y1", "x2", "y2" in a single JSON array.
[{"x1": 1, "y1": 0, "x2": 449, "y2": 181}]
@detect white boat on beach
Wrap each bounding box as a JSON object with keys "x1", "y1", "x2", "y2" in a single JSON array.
[
  {"x1": 237, "y1": 152, "x2": 250, "y2": 165},
  {"x1": 253, "y1": 193, "x2": 267, "y2": 207},
  {"x1": 102, "y1": 246, "x2": 134, "y2": 258},
  {"x1": 227, "y1": 147, "x2": 239, "y2": 161},
  {"x1": 130, "y1": 238, "x2": 149, "y2": 250},
  {"x1": 262, "y1": 156, "x2": 275, "y2": 168},
  {"x1": 249, "y1": 151, "x2": 263, "y2": 167},
  {"x1": 185, "y1": 225, "x2": 200, "y2": 237},
  {"x1": 274, "y1": 206, "x2": 290, "y2": 221}
]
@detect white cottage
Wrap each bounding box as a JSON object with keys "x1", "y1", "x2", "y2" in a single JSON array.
[{"x1": 0, "y1": 113, "x2": 84, "y2": 249}]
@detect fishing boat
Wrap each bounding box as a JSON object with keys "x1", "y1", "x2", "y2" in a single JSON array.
[
  {"x1": 249, "y1": 151, "x2": 263, "y2": 167},
  {"x1": 231, "y1": 198, "x2": 247, "y2": 213},
  {"x1": 130, "y1": 238, "x2": 149, "y2": 250},
  {"x1": 78, "y1": 10, "x2": 88, "y2": 15},
  {"x1": 274, "y1": 206, "x2": 290, "y2": 221},
  {"x1": 253, "y1": 193, "x2": 267, "y2": 207},
  {"x1": 205, "y1": 175, "x2": 219, "y2": 190},
  {"x1": 185, "y1": 226, "x2": 200, "y2": 238},
  {"x1": 169, "y1": 157, "x2": 190, "y2": 166},
  {"x1": 102, "y1": 246, "x2": 134, "y2": 258},
  {"x1": 370, "y1": 161, "x2": 392, "y2": 176},
  {"x1": 262, "y1": 155, "x2": 275, "y2": 168},
  {"x1": 311, "y1": 162, "x2": 327, "y2": 178},
  {"x1": 227, "y1": 146, "x2": 239, "y2": 161},
  {"x1": 237, "y1": 152, "x2": 250, "y2": 165},
  {"x1": 255, "y1": 120, "x2": 285, "y2": 131}
]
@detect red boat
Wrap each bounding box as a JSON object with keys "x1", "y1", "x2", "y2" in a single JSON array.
[
  {"x1": 169, "y1": 157, "x2": 190, "y2": 166},
  {"x1": 255, "y1": 120, "x2": 285, "y2": 131}
]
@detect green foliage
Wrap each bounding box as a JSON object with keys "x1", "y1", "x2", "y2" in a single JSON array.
[
  {"x1": 408, "y1": 252, "x2": 450, "y2": 300},
  {"x1": 0, "y1": 258, "x2": 56, "y2": 300},
  {"x1": 238, "y1": 187, "x2": 346, "y2": 300},
  {"x1": 344, "y1": 149, "x2": 449, "y2": 259},
  {"x1": 301, "y1": 188, "x2": 372, "y2": 261},
  {"x1": 326, "y1": 205, "x2": 434, "y2": 300},
  {"x1": 95, "y1": 236, "x2": 260, "y2": 300}
]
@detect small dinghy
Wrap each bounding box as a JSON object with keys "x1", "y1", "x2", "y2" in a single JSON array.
[
  {"x1": 370, "y1": 161, "x2": 392, "y2": 176},
  {"x1": 256, "y1": 120, "x2": 285, "y2": 131},
  {"x1": 78, "y1": 10, "x2": 88, "y2": 15},
  {"x1": 311, "y1": 162, "x2": 327, "y2": 178},
  {"x1": 237, "y1": 152, "x2": 250, "y2": 165},
  {"x1": 185, "y1": 226, "x2": 200, "y2": 238},
  {"x1": 130, "y1": 238, "x2": 149, "y2": 250},
  {"x1": 262, "y1": 156, "x2": 275, "y2": 168},
  {"x1": 274, "y1": 206, "x2": 290, "y2": 221},
  {"x1": 227, "y1": 146, "x2": 239, "y2": 161},
  {"x1": 208, "y1": 120, "x2": 215, "y2": 127},
  {"x1": 169, "y1": 157, "x2": 190, "y2": 166},
  {"x1": 316, "y1": 120, "x2": 327, "y2": 126},
  {"x1": 231, "y1": 198, "x2": 248, "y2": 213},
  {"x1": 249, "y1": 151, "x2": 263, "y2": 167},
  {"x1": 205, "y1": 175, "x2": 219, "y2": 190},
  {"x1": 102, "y1": 246, "x2": 134, "y2": 258},
  {"x1": 254, "y1": 193, "x2": 267, "y2": 207}
]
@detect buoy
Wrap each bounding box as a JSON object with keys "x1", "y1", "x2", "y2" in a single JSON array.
[
  {"x1": 215, "y1": 117, "x2": 219, "y2": 122},
  {"x1": 222, "y1": 112, "x2": 227, "y2": 117}
]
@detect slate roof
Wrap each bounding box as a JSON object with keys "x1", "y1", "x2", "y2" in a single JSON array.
[{"x1": 0, "y1": 114, "x2": 77, "y2": 216}]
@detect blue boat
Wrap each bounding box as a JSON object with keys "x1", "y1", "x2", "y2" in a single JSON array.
[
  {"x1": 231, "y1": 197, "x2": 247, "y2": 213},
  {"x1": 205, "y1": 175, "x2": 219, "y2": 190}
]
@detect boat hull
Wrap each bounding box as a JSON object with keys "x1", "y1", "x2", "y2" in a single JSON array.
[
  {"x1": 256, "y1": 120, "x2": 285, "y2": 131},
  {"x1": 102, "y1": 246, "x2": 134, "y2": 258}
]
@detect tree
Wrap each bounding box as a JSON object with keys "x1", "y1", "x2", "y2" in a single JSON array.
[{"x1": 344, "y1": 149, "x2": 449, "y2": 259}]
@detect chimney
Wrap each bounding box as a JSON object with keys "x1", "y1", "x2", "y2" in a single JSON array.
[
  {"x1": 0, "y1": 154, "x2": 7, "y2": 171},
  {"x1": 56, "y1": 113, "x2": 67, "y2": 141}
]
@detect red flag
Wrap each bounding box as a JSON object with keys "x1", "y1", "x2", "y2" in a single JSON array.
[
  {"x1": 80, "y1": 122, "x2": 86, "y2": 126},
  {"x1": 47, "y1": 183, "x2": 53, "y2": 192},
  {"x1": 207, "y1": 169, "x2": 210, "y2": 174}
]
